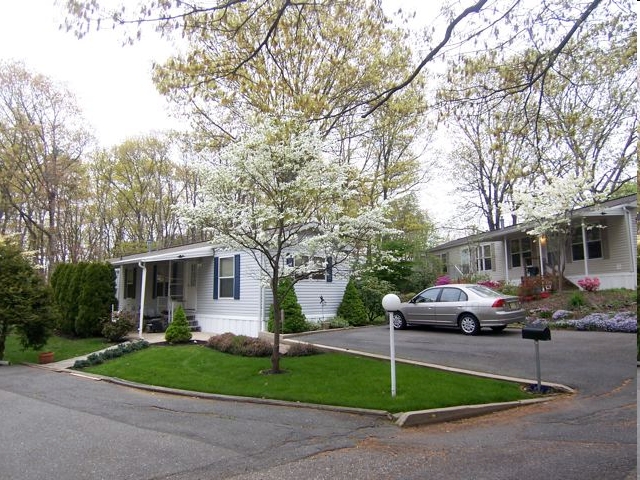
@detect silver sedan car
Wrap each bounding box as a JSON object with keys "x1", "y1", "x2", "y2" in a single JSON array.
[{"x1": 392, "y1": 284, "x2": 525, "y2": 335}]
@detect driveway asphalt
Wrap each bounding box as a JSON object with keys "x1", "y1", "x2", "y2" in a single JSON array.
[
  {"x1": 0, "y1": 326, "x2": 635, "y2": 479},
  {"x1": 289, "y1": 325, "x2": 633, "y2": 397}
]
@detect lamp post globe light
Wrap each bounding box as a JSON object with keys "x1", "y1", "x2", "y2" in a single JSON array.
[
  {"x1": 382, "y1": 294, "x2": 401, "y2": 397},
  {"x1": 382, "y1": 294, "x2": 401, "y2": 312}
]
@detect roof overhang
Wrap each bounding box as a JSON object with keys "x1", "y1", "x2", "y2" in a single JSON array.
[
  {"x1": 580, "y1": 204, "x2": 635, "y2": 218},
  {"x1": 109, "y1": 244, "x2": 216, "y2": 266}
]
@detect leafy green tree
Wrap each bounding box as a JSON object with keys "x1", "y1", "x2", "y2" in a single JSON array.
[
  {"x1": 63, "y1": 0, "x2": 617, "y2": 122},
  {"x1": 76, "y1": 262, "x2": 117, "y2": 337},
  {"x1": 370, "y1": 239, "x2": 415, "y2": 293},
  {"x1": 356, "y1": 275, "x2": 394, "y2": 324},
  {"x1": 50, "y1": 262, "x2": 75, "y2": 333},
  {"x1": 52, "y1": 262, "x2": 88, "y2": 335},
  {"x1": 268, "y1": 277, "x2": 307, "y2": 335},
  {"x1": 367, "y1": 194, "x2": 436, "y2": 293},
  {"x1": 165, "y1": 305, "x2": 193, "y2": 343},
  {"x1": 0, "y1": 237, "x2": 56, "y2": 360},
  {"x1": 337, "y1": 279, "x2": 368, "y2": 326}
]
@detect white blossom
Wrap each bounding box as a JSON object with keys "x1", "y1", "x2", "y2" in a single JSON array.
[{"x1": 178, "y1": 115, "x2": 394, "y2": 280}]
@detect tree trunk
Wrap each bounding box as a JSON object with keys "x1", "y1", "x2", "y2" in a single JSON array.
[
  {"x1": 269, "y1": 280, "x2": 282, "y2": 373},
  {"x1": 270, "y1": 309, "x2": 283, "y2": 373},
  {"x1": 0, "y1": 319, "x2": 8, "y2": 361}
]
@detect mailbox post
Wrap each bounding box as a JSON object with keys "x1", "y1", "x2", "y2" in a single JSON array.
[{"x1": 522, "y1": 325, "x2": 551, "y2": 392}]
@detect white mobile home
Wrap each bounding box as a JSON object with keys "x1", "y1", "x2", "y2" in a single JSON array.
[
  {"x1": 109, "y1": 243, "x2": 347, "y2": 337},
  {"x1": 430, "y1": 194, "x2": 637, "y2": 290}
]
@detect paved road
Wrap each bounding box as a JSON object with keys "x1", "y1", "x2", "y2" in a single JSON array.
[{"x1": 0, "y1": 327, "x2": 636, "y2": 479}]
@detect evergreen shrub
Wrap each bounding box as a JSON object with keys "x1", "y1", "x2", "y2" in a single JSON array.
[
  {"x1": 337, "y1": 278, "x2": 368, "y2": 326},
  {"x1": 164, "y1": 305, "x2": 192, "y2": 343},
  {"x1": 268, "y1": 277, "x2": 307, "y2": 334},
  {"x1": 76, "y1": 263, "x2": 117, "y2": 337}
]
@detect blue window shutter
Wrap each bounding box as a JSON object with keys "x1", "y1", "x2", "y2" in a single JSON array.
[
  {"x1": 213, "y1": 257, "x2": 219, "y2": 299},
  {"x1": 234, "y1": 254, "x2": 241, "y2": 300},
  {"x1": 326, "y1": 256, "x2": 333, "y2": 283}
]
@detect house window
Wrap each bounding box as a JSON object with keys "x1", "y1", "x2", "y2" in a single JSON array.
[
  {"x1": 460, "y1": 248, "x2": 470, "y2": 274},
  {"x1": 218, "y1": 257, "x2": 235, "y2": 298},
  {"x1": 125, "y1": 267, "x2": 137, "y2": 299},
  {"x1": 154, "y1": 267, "x2": 168, "y2": 298},
  {"x1": 437, "y1": 253, "x2": 448, "y2": 273},
  {"x1": 521, "y1": 238, "x2": 532, "y2": 267},
  {"x1": 476, "y1": 245, "x2": 492, "y2": 271},
  {"x1": 509, "y1": 240, "x2": 521, "y2": 268},
  {"x1": 572, "y1": 226, "x2": 603, "y2": 260},
  {"x1": 510, "y1": 238, "x2": 532, "y2": 269},
  {"x1": 292, "y1": 256, "x2": 327, "y2": 281}
]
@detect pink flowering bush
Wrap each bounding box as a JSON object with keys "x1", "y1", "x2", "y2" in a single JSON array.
[
  {"x1": 435, "y1": 275, "x2": 451, "y2": 285},
  {"x1": 577, "y1": 277, "x2": 600, "y2": 292},
  {"x1": 478, "y1": 280, "x2": 501, "y2": 289}
]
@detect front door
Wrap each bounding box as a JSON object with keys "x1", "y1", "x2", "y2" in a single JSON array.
[{"x1": 183, "y1": 261, "x2": 198, "y2": 311}]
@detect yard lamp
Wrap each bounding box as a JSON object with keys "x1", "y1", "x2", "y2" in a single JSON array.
[{"x1": 382, "y1": 293, "x2": 401, "y2": 397}]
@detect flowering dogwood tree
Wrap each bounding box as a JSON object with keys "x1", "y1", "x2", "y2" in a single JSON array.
[
  {"x1": 180, "y1": 116, "x2": 393, "y2": 373},
  {"x1": 510, "y1": 173, "x2": 604, "y2": 291}
]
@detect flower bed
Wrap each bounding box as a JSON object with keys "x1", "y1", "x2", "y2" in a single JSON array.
[{"x1": 528, "y1": 311, "x2": 637, "y2": 333}]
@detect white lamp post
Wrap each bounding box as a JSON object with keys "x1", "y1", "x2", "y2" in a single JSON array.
[{"x1": 382, "y1": 293, "x2": 401, "y2": 397}]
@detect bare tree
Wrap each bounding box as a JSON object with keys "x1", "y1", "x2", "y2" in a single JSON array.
[{"x1": 0, "y1": 61, "x2": 91, "y2": 273}]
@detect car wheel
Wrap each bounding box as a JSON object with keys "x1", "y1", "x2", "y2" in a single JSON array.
[
  {"x1": 392, "y1": 312, "x2": 407, "y2": 330},
  {"x1": 491, "y1": 326, "x2": 507, "y2": 332},
  {"x1": 459, "y1": 314, "x2": 480, "y2": 335}
]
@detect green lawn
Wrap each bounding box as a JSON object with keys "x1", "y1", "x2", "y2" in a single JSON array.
[
  {"x1": 2, "y1": 334, "x2": 114, "y2": 364},
  {"x1": 85, "y1": 345, "x2": 533, "y2": 413}
]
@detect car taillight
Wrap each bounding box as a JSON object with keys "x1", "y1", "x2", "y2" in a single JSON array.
[{"x1": 491, "y1": 299, "x2": 506, "y2": 308}]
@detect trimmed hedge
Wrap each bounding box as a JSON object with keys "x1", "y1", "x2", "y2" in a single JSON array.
[
  {"x1": 51, "y1": 262, "x2": 117, "y2": 337},
  {"x1": 72, "y1": 340, "x2": 149, "y2": 369}
]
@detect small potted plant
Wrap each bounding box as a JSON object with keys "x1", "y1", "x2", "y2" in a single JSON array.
[{"x1": 38, "y1": 350, "x2": 54, "y2": 364}]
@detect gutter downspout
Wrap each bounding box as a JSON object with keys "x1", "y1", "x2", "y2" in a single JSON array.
[
  {"x1": 581, "y1": 220, "x2": 589, "y2": 278},
  {"x1": 138, "y1": 261, "x2": 147, "y2": 338},
  {"x1": 538, "y1": 235, "x2": 544, "y2": 278},
  {"x1": 503, "y1": 237, "x2": 509, "y2": 284},
  {"x1": 623, "y1": 206, "x2": 636, "y2": 277}
]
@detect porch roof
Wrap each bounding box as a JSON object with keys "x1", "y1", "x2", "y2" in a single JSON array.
[
  {"x1": 430, "y1": 194, "x2": 636, "y2": 253},
  {"x1": 109, "y1": 242, "x2": 215, "y2": 266}
]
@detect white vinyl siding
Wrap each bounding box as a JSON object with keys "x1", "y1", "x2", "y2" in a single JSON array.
[{"x1": 197, "y1": 251, "x2": 263, "y2": 336}]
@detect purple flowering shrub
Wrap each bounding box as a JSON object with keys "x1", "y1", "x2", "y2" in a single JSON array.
[
  {"x1": 577, "y1": 277, "x2": 600, "y2": 292},
  {"x1": 529, "y1": 311, "x2": 637, "y2": 333},
  {"x1": 435, "y1": 275, "x2": 451, "y2": 285}
]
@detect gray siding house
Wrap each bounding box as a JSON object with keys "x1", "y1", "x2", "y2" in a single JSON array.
[
  {"x1": 109, "y1": 243, "x2": 348, "y2": 337},
  {"x1": 430, "y1": 194, "x2": 637, "y2": 290}
]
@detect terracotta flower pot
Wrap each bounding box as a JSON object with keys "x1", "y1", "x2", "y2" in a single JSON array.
[{"x1": 38, "y1": 351, "x2": 54, "y2": 364}]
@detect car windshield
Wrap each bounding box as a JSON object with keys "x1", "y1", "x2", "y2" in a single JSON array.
[{"x1": 466, "y1": 285, "x2": 502, "y2": 298}]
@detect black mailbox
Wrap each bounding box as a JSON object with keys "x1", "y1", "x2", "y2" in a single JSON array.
[{"x1": 522, "y1": 325, "x2": 551, "y2": 341}]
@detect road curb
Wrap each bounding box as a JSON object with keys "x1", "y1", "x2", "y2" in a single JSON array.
[
  {"x1": 26, "y1": 338, "x2": 574, "y2": 428},
  {"x1": 393, "y1": 397, "x2": 555, "y2": 427}
]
